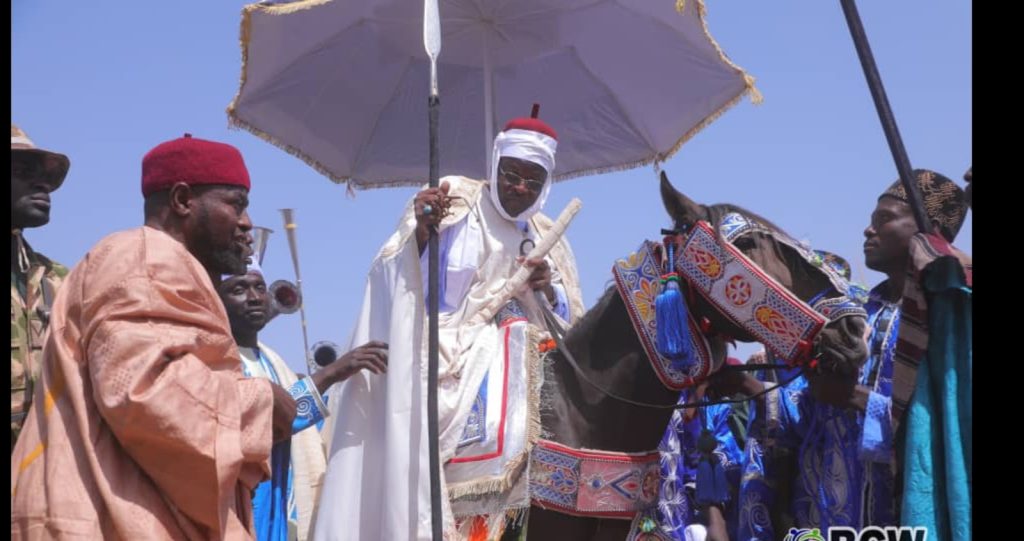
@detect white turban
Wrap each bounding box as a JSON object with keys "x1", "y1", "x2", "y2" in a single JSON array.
[
  {"x1": 488, "y1": 128, "x2": 558, "y2": 222},
  {"x1": 221, "y1": 258, "x2": 262, "y2": 282}
]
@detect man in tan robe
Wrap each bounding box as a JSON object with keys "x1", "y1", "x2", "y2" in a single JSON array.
[{"x1": 11, "y1": 133, "x2": 297, "y2": 540}]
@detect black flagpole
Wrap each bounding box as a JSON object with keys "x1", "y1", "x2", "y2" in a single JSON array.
[
  {"x1": 427, "y1": 93, "x2": 442, "y2": 541},
  {"x1": 424, "y1": 0, "x2": 443, "y2": 537},
  {"x1": 839, "y1": 0, "x2": 933, "y2": 234}
]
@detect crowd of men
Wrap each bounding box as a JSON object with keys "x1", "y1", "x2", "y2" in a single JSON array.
[{"x1": 11, "y1": 115, "x2": 970, "y2": 541}]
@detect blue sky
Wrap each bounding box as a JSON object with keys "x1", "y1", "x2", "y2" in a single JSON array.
[{"x1": 13, "y1": 1, "x2": 971, "y2": 374}]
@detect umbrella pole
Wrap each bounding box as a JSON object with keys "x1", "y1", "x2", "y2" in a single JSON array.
[
  {"x1": 427, "y1": 93, "x2": 443, "y2": 541},
  {"x1": 838, "y1": 0, "x2": 933, "y2": 234},
  {"x1": 483, "y1": 39, "x2": 494, "y2": 174}
]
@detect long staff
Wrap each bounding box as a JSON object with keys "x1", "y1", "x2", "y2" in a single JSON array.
[{"x1": 423, "y1": 0, "x2": 443, "y2": 538}]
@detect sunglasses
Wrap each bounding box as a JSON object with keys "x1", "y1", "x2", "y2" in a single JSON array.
[{"x1": 499, "y1": 168, "x2": 546, "y2": 192}]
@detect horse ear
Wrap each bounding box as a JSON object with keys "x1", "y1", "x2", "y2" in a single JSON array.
[{"x1": 660, "y1": 171, "x2": 705, "y2": 227}]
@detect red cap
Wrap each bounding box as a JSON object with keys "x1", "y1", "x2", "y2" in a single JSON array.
[
  {"x1": 141, "y1": 133, "x2": 251, "y2": 197},
  {"x1": 503, "y1": 103, "x2": 557, "y2": 140}
]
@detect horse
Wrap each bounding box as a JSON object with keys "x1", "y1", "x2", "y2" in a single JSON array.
[{"x1": 525, "y1": 172, "x2": 868, "y2": 540}]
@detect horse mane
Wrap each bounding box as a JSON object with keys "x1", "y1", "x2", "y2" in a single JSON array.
[
  {"x1": 561, "y1": 285, "x2": 624, "y2": 349},
  {"x1": 705, "y1": 202, "x2": 792, "y2": 240},
  {"x1": 704, "y1": 202, "x2": 834, "y2": 303},
  {"x1": 705, "y1": 203, "x2": 793, "y2": 273}
]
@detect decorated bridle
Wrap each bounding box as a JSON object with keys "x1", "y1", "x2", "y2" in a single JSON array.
[{"x1": 534, "y1": 211, "x2": 868, "y2": 411}]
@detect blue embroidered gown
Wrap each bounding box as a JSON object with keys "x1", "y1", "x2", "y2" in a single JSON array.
[
  {"x1": 240, "y1": 346, "x2": 329, "y2": 541},
  {"x1": 736, "y1": 283, "x2": 900, "y2": 538}
]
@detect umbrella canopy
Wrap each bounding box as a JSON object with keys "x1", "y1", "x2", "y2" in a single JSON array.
[{"x1": 227, "y1": 0, "x2": 760, "y2": 188}]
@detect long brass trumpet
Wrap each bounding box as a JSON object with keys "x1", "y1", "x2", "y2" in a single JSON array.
[
  {"x1": 279, "y1": 209, "x2": 316, "y2": 375},
  {"x1": 250, "y1": 226, "x2": 303, "y2": 321}
]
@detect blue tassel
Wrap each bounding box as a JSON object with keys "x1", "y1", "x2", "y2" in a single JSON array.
[
  {"x1": 695, "y1": 458, "x2": 716, "y2": 505},
  {"x1": 695, "y1": 428, "x2": 730, "y2": 506},
  {"x1": 712, "y1": 456, "x2": 729, "y2": 502},
  {"x1": 695, "y1": 457, "x2": 731, "y2": 506},
  {"x1": 655, "y1": 245, "x2": 694, "y2": 371},
  {"x1": 656, "y1": 240, "x2": 694, "y2": 369},
  {"x1": 655, "y1": 274, "x2": 693, "y2": 370}
]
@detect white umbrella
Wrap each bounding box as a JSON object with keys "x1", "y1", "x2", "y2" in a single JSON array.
[
  {"x1": 227, "y1": 0, "x2": 761, "y2": 189},
  {"x1": 228, "y1": 2, "x2": 758, "y2": 538}
]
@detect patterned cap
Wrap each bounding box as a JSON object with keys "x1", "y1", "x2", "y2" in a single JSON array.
[
  {"x1": 11, "y1": 124, "x2": 71, "y2": 190},
  {"x1": 880, "y1": 169, "x2": 968, "y2": 242}
]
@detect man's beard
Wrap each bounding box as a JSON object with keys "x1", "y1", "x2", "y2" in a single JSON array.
[
  {"x1": 210, "y1": 248, "x2": 247, "y2": 275},
  {"x1": 195, "y1": 207, "x2": 248, "y2": 275}
]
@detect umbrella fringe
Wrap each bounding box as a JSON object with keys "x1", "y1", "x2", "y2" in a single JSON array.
[
  {"x1": 551, "y1": 79, "x2": 759, "y2": 184},
  {"x1": 227, "y1": 113, "x2": 350, "y2": 184},
  {"x1": 692, "y1": 0, "x2": 763, "y2": 105},
  {"x1": 224, "y1": 4, "x2": 253, "y2": 127},
  {"x1": 227, "y1": 0, "x2": 762, "y2": 189},
  {"x1": 554, "y1": 0, "x2": 762, "y2": 182},
  {"x1": 249, "y1": 0, "x2": 331, "y2": 16},
  {"x1": 227, "y1": 3, "x2": 355, "y2": 187},
  {"x1": 228, "y1": 109, "x2": 438, "y2": 191},
  {"x1": 228, "y1": 0, "x2": 383, "y2": 190}
]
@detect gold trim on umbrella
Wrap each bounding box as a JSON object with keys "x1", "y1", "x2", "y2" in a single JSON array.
[{"x1": 227, "y1": 0, "x2": 763, "y2": 190}]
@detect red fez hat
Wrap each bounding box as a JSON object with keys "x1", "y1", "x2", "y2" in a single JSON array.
[
  {"x1": 503, "y1": 103, "x2": 558, "y2": 140},
  {"x1": 141, "y1": 133, "x2": 251, "y2": 197}
]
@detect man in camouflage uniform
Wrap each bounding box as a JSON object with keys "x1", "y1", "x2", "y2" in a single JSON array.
[{"x1": 11, "y1": 124, "x2": 71, "y2": 450}]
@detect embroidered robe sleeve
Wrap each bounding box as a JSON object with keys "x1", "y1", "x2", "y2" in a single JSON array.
[
  {"x1": 737, "y1": 374, "x2": 808, "y2": 541},
  {"x1": 858, "y1": 295, "x2": 899, "y2": 463},
  {"x1": 858, "y1": 391, "x2": 894, "y2": 463},
  {"x1": 759, "y1": 374, "x2": 809, "y2": 448},
  {"x1": 289, "y1": 377, "x2": 330, "y2": 434}
]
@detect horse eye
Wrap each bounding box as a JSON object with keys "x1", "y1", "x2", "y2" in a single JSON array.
[{"x1": 733, "y1": 237, "x2": 755, "y2": 250}]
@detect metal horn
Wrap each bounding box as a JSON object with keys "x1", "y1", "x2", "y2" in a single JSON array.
[
  {"x1": 251, "y1": 226, "x2": 273, "y2": 267},
  {"x1": 247, "y1": 225, "x2": 302, "y2": 321},
  {"x1": 310, "y1": 341, "x2": 342, "y2": 368},
  {"x1": 268, "y1": 279, "x2": 302, "y2": 318},
  {"x1": 280, "y1": 209, "x2": 315, "y2": 374}
]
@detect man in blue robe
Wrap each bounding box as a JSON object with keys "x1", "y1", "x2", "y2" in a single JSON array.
[
  {"x1": 219, "y1": 257, "x2": 389, "y2": 540},
  {"x1": 735, "y1": 169, "x2": 968, "y2": 539}
]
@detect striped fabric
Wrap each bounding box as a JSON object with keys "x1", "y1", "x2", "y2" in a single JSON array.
[{"x1": 891, "y1": 232, "x2": 972, "y2": 431}]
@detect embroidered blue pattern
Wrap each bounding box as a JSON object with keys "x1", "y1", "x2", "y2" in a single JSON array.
[
  {"x1": 735, "y1": 283, "x2": 900, "y2": 534},
  {"x1": 530, "y1": 446, "x2": 581, "y2": 508},
  {"x1": 458, "y1": 372, "x2": 488, "y2": 448},
  {"x1": 612, "y1": 241, "x2": 715, "y2": 390},
  {"x1": 289, "y1": 377, "x2": 327, "y2": 433},
  {"x1": 495, "y1": 299, "x2": 528, "y2": 326}
]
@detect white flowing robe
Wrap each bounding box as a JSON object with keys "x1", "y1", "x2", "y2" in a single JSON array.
[{"x1": 313, "y1": 176, "x2": 583, "y2": 541}]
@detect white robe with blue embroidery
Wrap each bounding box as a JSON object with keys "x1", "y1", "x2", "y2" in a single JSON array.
[{"x1": 313, "y1": 176, "x2": 583, "y2": 541}]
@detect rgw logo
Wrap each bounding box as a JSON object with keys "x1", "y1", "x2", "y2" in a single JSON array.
[{"x1": 783, "y1": 527, "x2": 928, "y2": 541}]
